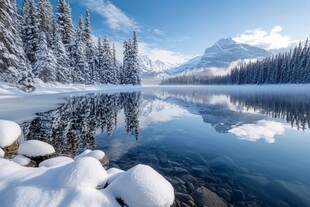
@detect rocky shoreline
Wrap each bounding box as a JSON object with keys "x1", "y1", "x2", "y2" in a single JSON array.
[{"x1": 0, "y1": 120, "x2": 174, "y2": 207}]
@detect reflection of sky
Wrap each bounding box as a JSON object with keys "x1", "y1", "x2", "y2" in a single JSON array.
[
  {"x1": 229, "y1": 120, "x2": 286, "y2": 143},
  {"x1": 139, "y1": 99, "x2": 193, "y2": 129}
]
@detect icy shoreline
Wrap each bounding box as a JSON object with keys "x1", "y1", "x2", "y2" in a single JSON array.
[{"x1": 0, "y1": 120, "x2": 175, "y2": 207}]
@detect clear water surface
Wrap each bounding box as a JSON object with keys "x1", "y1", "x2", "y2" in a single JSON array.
[{"x1": 1, "y1": 86, "x2": 310, "y2": 207}]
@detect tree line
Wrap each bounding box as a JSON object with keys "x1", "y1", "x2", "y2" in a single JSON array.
[
  {"x1": 162, "y1": 40, "x2": 310, "y2": 85},
  {"x1": 0, "y1": 0, "x2": 140, "y2": 92}
]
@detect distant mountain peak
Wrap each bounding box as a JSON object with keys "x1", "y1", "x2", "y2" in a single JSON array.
[
  {"x1": 216, "y1": 37, "x2": 236, "y2": 46},
  {"x1": 165, "y1": 37, "x2": 271, "y2": 75}
]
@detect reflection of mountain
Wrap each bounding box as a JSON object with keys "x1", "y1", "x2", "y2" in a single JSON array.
[
  {"x1": 21, "y1": 92, "x2": 141, "y2": 156},
  {"x1": 151, "y1": 88, "x2": 310, "y2": 142}
]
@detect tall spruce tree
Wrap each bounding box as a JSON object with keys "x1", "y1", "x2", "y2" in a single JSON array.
[
  {"x1": 22, "y1": 0, "x2": 40, "y2": 64},
  {"x1": 56, "y1": 0, "x2": 75, "y2": 50},
  {"x1": 33, "y1": 32, "x2": 58, "y2": 82},
  {"x1": 101, "y1": 36, "x2": 117, "y2": 84},
  {"x1": 52, "y1": 26, "x2": 70, "y2": 83},
  {"x1": 84, "y1": 10, "x2": 95, "y2": 84},
  {"x1": 0, "y1": 0, "x2": 35, "y2": 92},
  {"x1": 69, "y1": 16, "x2": 88, "y2": 83},
  {"x1": 38, "y1": 0, "x2": 54, "y2": 47}
]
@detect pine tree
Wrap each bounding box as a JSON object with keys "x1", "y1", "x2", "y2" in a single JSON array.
[
  {"x1": 101, "y1": 36, "x2": 117, "y2": 84},
  {"x1": 84, "y1": 10, "x2": 95, "y2": 84},
  {"x1": 38, "y1": 0, "x2": 54, "y2": 47},
  {"x1": 56, "y1": 0, "x2": 75, "y2": 50},
  {"x1": 122, "y1": 40, "x2": 130, "y2": 84},
  {"x1": 52, "y1": 26, "x2": 71, "y2": 83},
  {"x1": 112, "y1": 43, "x2": 120, "y2": 83},
  {"x1": 0, "y1": 0, "x2": 35, "y2": 92},
  {"x1": 130, "y1": 31, "x2": 140, "y2": 85},
  {"x1": 33, "y1": 32, "x2": 58, "y2": 82},
  {"x1": 22, "y1": 0, "x2": 40, "y2": 64},
  {"x1": 69, "y1": 16, "x2": 88, "y2": 83},
  {"x1": 97, "y1": 37, "x2": 104, "y2": 83}
]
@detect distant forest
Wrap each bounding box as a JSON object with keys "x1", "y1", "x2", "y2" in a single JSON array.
[{"x1": 162, "y1": 40, "x2": 310, "y2": 85}]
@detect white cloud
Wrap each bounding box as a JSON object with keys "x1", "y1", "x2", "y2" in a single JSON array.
[
  {"x1": 138, "y1": 42, "x2": 190, "y2": 65},
  {"x1": 229, "y1": 120, "x2": 286, "y2": 143},
  {"x1": 79, "y1": 0, "x2": 137, "y2": 32},
  {"x1": 233, "y1": 26, "x2": 297, "y2": 50}
]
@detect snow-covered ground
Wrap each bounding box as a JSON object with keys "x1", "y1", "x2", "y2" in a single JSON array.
[{"x1": 0, "y1": 79, "x2": 141, "y2": 99}]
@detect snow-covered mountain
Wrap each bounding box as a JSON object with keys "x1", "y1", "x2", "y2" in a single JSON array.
[
  {"x1": 166, "y1": 37, "x2": 271, "y2": 75},
  {"x1": 138, "y1": 55, "x2": 174, "y2": 73}
]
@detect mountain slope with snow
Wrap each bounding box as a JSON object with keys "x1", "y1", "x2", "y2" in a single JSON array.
[
  {"x1": 165, "y1": 37, "x2": 271, "y2": 75},
  {"x1": 139, "y1": 56, "x2": 174, "y2": 73}
]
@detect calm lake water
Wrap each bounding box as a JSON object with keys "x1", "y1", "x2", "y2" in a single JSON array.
[{"x1": 2, "y1": 86, "x2": 310, "y2": 207}]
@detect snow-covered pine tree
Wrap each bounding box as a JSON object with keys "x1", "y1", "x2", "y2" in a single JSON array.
[
  {"x1": 131, "y1": 31, "x2": 140, "y2": 85},
  {"x1": 101, "y1": 36, "x2": 117, "y2": 84},
  {"x1": 121, "y1": 40, "x2": 130, "y2": 84},
  {"x1": 69, "y1": 16, "x2": 88, "y2": 83},
  {"x1": 38, "y1": 0, "x2": 54, "y2": 47},
  {"x1": 33, "y1": 32, "x2": 58, "y2": 82},
  {"x1": 22, "y1": 0, "x2": 40, "y2": 64},
  {"x1": 112, "y1": 43, "x2": 120, "y2": 84},
  {"x1": 0, "y1": 0, "x2": 35, "y2": 92},
  {"x1": 97, "y1": 37, "x2": 104, "y2": 83},
  {"x1": 56, "y1": 0, "x2": 75, "y2": 51},
  {"x1": 84, "y1": 10, "x2": 95, "y2": 84},
  {"x1": 52, "y1": 26, "x2": 71, "y2": 83}
]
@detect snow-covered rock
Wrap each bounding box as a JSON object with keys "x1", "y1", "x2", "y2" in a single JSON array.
[
  {"x1": 12, "y1": 154, "x2": 31, "y2": 166},
  {"x1": 0, "y1": 120, "x2": 23, "y2": 148},
  {"x1": 39, "y1": 156, "x2": 74, "y2": 168},
  {"x1": 18, "y1": 140, "x2": 55, "y2": 157},
  {"x1": 74, "y1": 149, "x2": 105, "y2": 160},
  {"x1": 60, "y1": 157, "x2": 108, "y2": 188},
  {"x1": 107, "y1": 164, "x2": 175, "y2": 207},
  {"x1": 0, "y1": 148, "x2": 4, "y2": 158},
  {"x1": 107, "y1": 168, "x2": 124, "y2": 184}
]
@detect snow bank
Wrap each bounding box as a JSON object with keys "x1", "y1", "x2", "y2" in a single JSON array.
[
  {"x1": 74, "y1": 149, "x2": 105, "y2": 160},
  {"x1": 12, "y1": 155, "x2": 31, "y2": 166},
  {"x1": 0, "y1": 120, "x2": 22, "y2": 148},
  {"x1": 39, "y1": 156, "x2": 73, "y2": 168},
  {"x1": 107, "y1": 164, "x2": 175, "y2": 207},
  {"x1": 18, "y1": 140, "x2": 55, "y2": 157},
  {"x1": 60, "y1": 157, "x2": 108, "y2": 188},
  {"x1": 107, "y1": 168, "x2": 125, "y2": 184},
  {"x1": 0, "y1": 158, "x2": 120, "y2": 207},
  {"x1": 0, "y1": 148, "x2": 4, "y2": 158}
]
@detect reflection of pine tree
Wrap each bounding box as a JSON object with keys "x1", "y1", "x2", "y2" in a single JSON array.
[
  {"x1": 122, "y1": 92, "x2": 141, "y2": 141},
  {"x1": 228, "y1": 93, "x2": 310, "y2": 131},
  {"x1": 21, "y1": 92, "x2": 141, "y2": 156}
]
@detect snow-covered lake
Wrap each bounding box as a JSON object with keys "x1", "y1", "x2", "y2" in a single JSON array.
[{"x1": 1, "y1": 86, "x2": 310, "y2": 206}]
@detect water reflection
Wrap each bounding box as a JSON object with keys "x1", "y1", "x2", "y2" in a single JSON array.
[
  {"x1": 21, "y1": 92, "x2": 141, "y2": 156},
  {"x1": 17, "y1": 88, "x2": 310, "y2": 207}
]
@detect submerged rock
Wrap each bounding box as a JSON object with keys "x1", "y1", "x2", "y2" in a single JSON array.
[{"x1": 192, "y1": 186, "x2": 228, "y2": 207}]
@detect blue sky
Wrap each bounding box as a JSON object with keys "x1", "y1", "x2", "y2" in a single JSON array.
[{"x1": 16, "y1": 0, "x2": 310, "y2": 64}]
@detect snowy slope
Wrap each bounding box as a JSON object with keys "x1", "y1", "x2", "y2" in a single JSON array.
[{"x1": 138, "y1": 56, "x2": 174, "y2": 73}]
